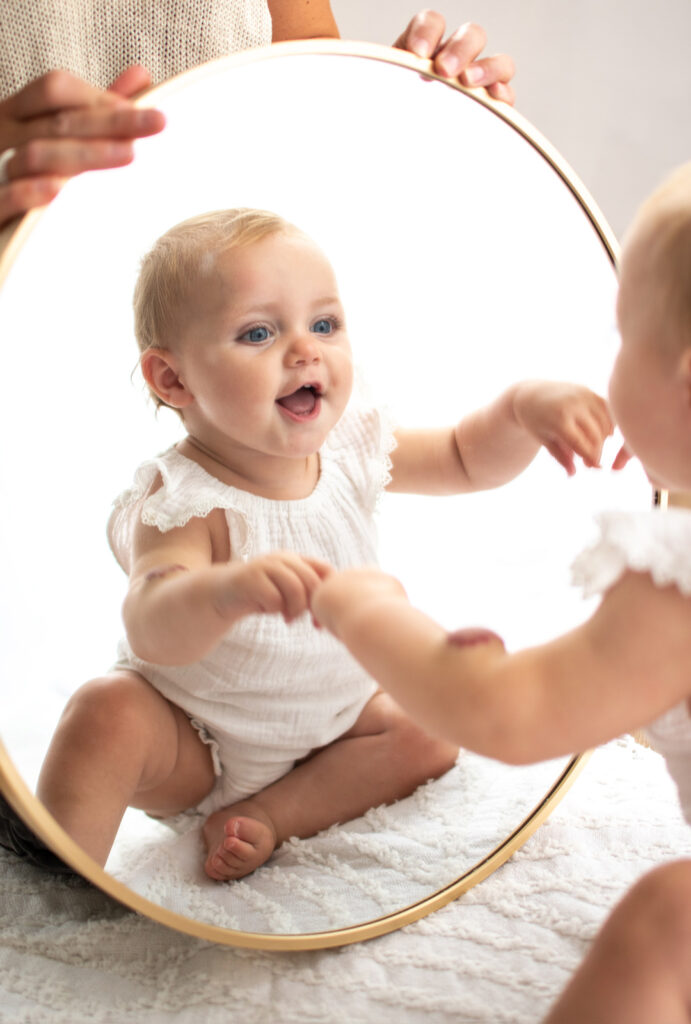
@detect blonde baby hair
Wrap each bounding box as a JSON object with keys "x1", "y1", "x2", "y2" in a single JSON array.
[{"x1": 133, "y1": 207, "x2": 299, "y2": 407}]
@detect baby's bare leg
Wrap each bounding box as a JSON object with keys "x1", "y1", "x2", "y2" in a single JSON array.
[
  {"x1": 203, "y1": 691, "x2": 458, "y2": 881},
  {"x1": 545, "y1": 860, "x2": 691, "y2": 1024},
  {"x1": 37, "y1": 671, "x2": 215, "y2": 866}
]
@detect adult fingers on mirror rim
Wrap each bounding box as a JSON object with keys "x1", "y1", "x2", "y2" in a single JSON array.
[
  {"x1": 0, "y1": 176, "x2": 62, "y2": 228},
  {"x1": 393, "y1": 13, "x2": 516, "y2": 105},
  {"x1": 393, "y1": 9, "x2": 447, "y2": 59},
  {"x1": 5, "y1": 138, "x2": 136, "y2": 179},
  {"x1": 107, "y1": 64, "x2": 155, "y2": 99},
  {"x1": 462, "y1": 55, "x2": 516, "y2": 104},
  {"x1": 0, "y1": 70, "x2": 165, "y2": 154}
]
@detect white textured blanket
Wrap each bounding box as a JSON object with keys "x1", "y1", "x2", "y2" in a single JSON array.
[{"x1": 2, "y1": 735, "x2": 690, "y2": 1023}]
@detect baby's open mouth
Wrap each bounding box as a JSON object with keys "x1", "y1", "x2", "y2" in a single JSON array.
[{"x1": 276, "y1": 385, "x2": 322, "y2": 417}]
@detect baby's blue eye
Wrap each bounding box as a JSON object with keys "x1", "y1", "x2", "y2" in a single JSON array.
[
  {"x1": 311, "y1": 319, "x2": 334, "y2": 335},
  {"x1": 240, "y1": 325, "x2": 271, "y2": 343}
]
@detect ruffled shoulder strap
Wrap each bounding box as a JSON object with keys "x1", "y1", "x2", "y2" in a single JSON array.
[
  {"x1": 571, "y1": 508, "x2": 691, "y2": 599},
  {"x1": 325, "y1": 383, "x2": 398, "y2": 510},
  {"x1": 111, "y1": 448, "x2": 251, "y2": 553}
]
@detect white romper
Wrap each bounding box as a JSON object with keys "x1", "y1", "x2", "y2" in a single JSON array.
[
  {"x1": 111, "y1": 401, "x2": 394, "y2": 816},
  {"x1": 571, "y1": 507, "x2": 691, "y2": 825}
]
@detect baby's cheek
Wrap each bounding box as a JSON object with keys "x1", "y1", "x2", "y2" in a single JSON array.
[{"x1": 447, "y1": 627, "x2": 505, "y2": 650}]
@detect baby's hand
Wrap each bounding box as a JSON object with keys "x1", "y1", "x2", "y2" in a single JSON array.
[
  {"x1": 219, "y1": 552, "x2": 332, "y2": 624},
  {"x1": 513, "y1": 381, "x2": 614, "y2": 476},
  {"x1": 311, "y1": 567, "x2": 407, "y2": 638}
]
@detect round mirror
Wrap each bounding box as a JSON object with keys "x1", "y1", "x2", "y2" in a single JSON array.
[{"x1": 0, "y1": 41, "x2": 651, "y2": 949}]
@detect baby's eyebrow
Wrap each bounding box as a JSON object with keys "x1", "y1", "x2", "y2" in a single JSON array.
[{"x1": 230, "y1": 296, "x2": 343, "y2": 316}]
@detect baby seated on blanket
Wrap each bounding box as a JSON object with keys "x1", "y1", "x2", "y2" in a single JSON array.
[
  {"x1": 31, "y1": 208, "x2": 613, "y2": 883},
  {"x1": 312, "y1": 165, "x2": 691, "y2": 1022}
]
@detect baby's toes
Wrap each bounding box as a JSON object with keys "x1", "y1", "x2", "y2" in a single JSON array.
[
  {"x1": 204, "y1": 815, "x2": 275, "y2": 882},
  {"x1": 226, "y1": 815, "x2": 274, "y2": 851},
  {"x1": 205, "y1": 839, "x2": 252, "y2": 881}
]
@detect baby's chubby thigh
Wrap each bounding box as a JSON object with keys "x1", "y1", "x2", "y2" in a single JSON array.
[{"x1": 52, "y1": 670, "x2": 217, "y2": 815}]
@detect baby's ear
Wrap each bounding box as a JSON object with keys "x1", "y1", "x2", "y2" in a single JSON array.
[{"x1": 140, "y1": 348, "x2": 193, "y2": 409}]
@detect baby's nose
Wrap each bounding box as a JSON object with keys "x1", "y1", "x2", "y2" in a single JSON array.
[{"x1": 286, "y1": 331, "x2": 321, "y2": 363}]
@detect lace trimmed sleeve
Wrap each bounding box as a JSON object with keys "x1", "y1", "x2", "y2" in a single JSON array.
[
  {"x1": 110, "y1": 448, "x2": 252, "y2": 554},
  {"x1": 571, "y1": 508, "x2": 691, "y2": 599},
  {"x1": 326, "y1": 391, "x2": 398, "y2": 512}
]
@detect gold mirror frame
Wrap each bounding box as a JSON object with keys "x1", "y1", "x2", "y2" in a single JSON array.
[{"x1": 0, "y1": 39, "x2": 629, "y2": 950}]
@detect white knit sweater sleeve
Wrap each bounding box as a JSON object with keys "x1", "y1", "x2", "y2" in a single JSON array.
[{"x1": 0, "y1": 0, "x2": 271, "y2": 98}]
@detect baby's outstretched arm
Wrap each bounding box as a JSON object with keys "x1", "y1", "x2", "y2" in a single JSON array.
[
  {"x1": 312, "y1": 566, "x2": 691, "y2": 764},
  {"x1": 388, "y1": 380, "x2": 613, "y2": 495},
  {"x1": 123, "y1": 511, "x2": 329, "y2": 665}
]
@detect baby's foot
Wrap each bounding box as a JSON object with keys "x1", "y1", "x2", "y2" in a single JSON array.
[{"x1": 202, "y1": 800, "x2": 277, "y2": 882}]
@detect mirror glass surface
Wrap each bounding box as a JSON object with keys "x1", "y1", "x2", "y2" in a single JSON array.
[{"x1": 0, "y1": 45, "x2": 651, "y2": 940}]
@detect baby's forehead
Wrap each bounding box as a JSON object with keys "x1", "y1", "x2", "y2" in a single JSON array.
[
  {"x1": 201, "y1": 232, "x2": 336, "y2": 283},
  {"x1": 184, "y1": 232, "x2": 338, "y2": 312}
]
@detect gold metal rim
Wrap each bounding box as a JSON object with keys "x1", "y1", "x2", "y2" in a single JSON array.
[
  {"x1": 0, "y1": 735, "x2": 590, "y2": 949},
  {"x1": 0, "y1": 38, "x2": 608, "y2": 950}
]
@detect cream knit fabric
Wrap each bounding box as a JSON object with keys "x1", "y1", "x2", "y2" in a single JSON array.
[
  {"x1": 111, "y1": 400, "x2": 395, "y2": 815},
  {"x1": 0, "y1": 0, "x2": 271, "y2": 99},
  {"x1": 571, "y1": 507, "x2": 691, "y2": 825}
]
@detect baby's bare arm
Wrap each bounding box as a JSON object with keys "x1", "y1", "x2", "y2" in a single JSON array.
[
  {"x1": 123, "y1": 512, "x2": 329, "y2": 665},
  {"x1": 388, "y1": 381, "x2": 613, "y2": 494},
  {"x1": 312, "y1": 568, "x2": 691, "y2": 763}
]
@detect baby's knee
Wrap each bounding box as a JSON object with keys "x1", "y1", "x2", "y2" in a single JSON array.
[
  {"x1": 59, "y1": 672, "x2": 158, "y2": 744},
  {"x1": 606, "y1": 860, "x2": 691, "y2": 969},
  {"x1": 627, "y1": 860, "x2": 691, "y2": 943},
  {"x1": 390, "y1": 710, "x2": 458, "y2": 779}
]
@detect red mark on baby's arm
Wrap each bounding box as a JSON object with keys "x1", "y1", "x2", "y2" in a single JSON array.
[
  {"x1": 144, "y1": 564, "x2": 189, "y2": 583},
  {"x1": 447, "y1": 627, "x2": 505, "y2": 649}
]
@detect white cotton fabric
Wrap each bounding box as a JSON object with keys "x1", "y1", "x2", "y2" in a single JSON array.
[
  {"x1": 571, "y1": 507, "x2": 691, "y2": 824},
  {"x1": 0, "y1": 0, "x2": 272, "y2": 99},
  {"x1": 112, "y1": 401, "x2": 395, "y2": 816},
  {"x1": 3, "y1": 737, "x2": 691, "y2": 1023}
]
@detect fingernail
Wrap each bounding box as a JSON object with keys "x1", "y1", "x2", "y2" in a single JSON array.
[
  {"x1": 110, "y1": 142, "x2": 135, "y2": 162},
  {"x1": 136, "y1": 109, "x2": 162, "y2": 128},
  {"x1": 438, "y1": 55, "x2": 460, "y2": 77},
  {"x1": 464, "y1": 66, "x2": 485, "y2": 86},
  {"x1": 410, "y1": 36, "x2": 431, "y2": 58}
]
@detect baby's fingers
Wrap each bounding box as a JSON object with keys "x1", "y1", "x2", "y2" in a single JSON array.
[
  {"x1": 551, "y1": 400, "x2": 612, "y2": 470},
  {"x1": 303, "y1": 556, "x2": 334, "y2": 582},
  {"x1": 568, "y1": 416, "x2": 609, "y2": 468},
  {"x1": 543, "y1": 438, "x2": 577, "y2": 476},
  {"x1": 585, "y1": 394, "x2": 615, "y2": 441},
  {"x1": 265, "y1": 553, "x2": 330, "y2": 621},
  {"x1": 611, "y1": 443, "x2": 634, "y2": 471}
]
